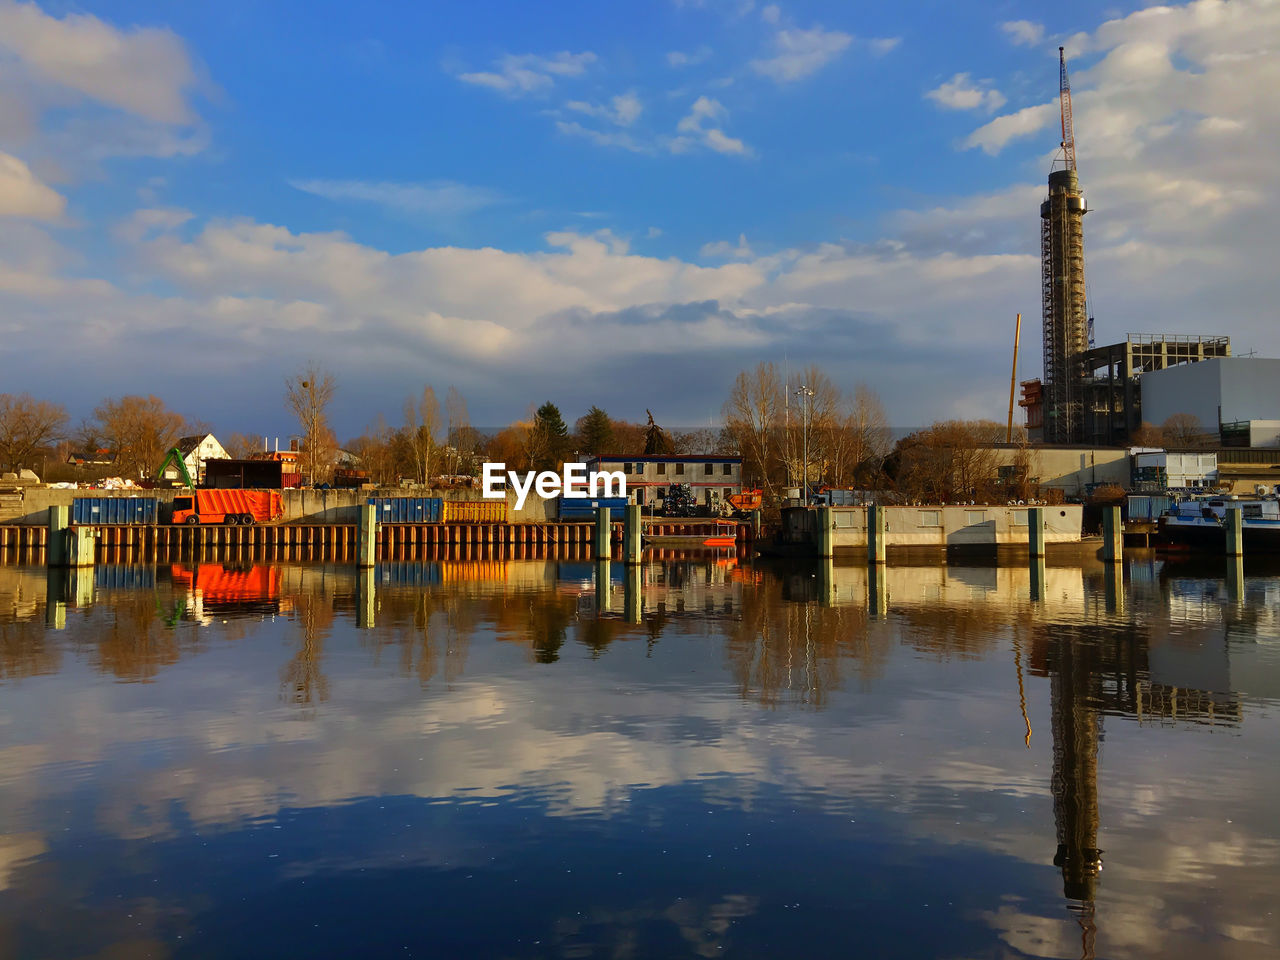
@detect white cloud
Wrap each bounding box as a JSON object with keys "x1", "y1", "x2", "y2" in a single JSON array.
[
  {"x1": 112, "y1": 206, "x2": 192, "y2": 242},
  {"x1": 0, "y1": 0, "x2": 199, "y2": 124},
  {"x1": 750, "y1": 25, "x2": 852, "y2": 82},
  {"x1": 555, "y1": 120, "x2": 647, "y2": 153},
  {"x1": 671, "y1": 96, "x2": 751, "y2": 155},
  {"x1": 457, "y1": 50, "x2": 597, "y2": 96},
  {"x1": 288, "y1": 179, "x2": 503, "y2": 217},
  {"x1": 1001, "y1": 20, "x2": 1044, "y2": 46},
  {"x1": 565, "y1": 91, "x2": 643, "y2": 127},
  {"x1": 963, "y1": 102, "x2": 1056, "y2": 154},
  {"x1": 760, "y1": 3, "x2": 780, "y2": 24},
  {"x1": 666, "y1": 45, "x2": 713, "y2": 68},
  {"x1": 926, "y1": 73, "x2": 1007, "y2": 112},
  {"x1": 701, "y1": 233, "x2": 754, "y2": 259},
  {"x1": 0, "y1": 152, "x2": 65, "y2": 220}
]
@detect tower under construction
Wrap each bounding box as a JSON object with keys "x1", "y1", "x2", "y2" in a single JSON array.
[{"x1": 1040, "y1": 47, "x2": 1089, "y2": 444}]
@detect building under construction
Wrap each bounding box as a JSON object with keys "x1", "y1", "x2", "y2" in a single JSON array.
[{"x1": 1026, "y1": 49, "x2": 1227, "y2": 445}]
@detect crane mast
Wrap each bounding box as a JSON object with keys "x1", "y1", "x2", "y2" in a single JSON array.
[{"x1": 1059, "y1": 46, "x2": 1076, "y2": 171}]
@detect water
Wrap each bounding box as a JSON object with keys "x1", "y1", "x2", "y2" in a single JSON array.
[{"x1": 1, "y1": 554, "x2": 1278, "y2": 959}]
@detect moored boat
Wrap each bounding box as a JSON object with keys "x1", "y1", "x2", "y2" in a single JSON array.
[{"x1": 1159, "y1": 496, "x2": 1280, "y2": 552}]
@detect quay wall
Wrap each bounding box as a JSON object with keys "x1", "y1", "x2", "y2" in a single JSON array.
[
  {"x1": 0, "y1": 486, "x2": 556, "y2": 526},
  {"x1": 782, "y1": 504, "x2": 1084, "y2": 551}
]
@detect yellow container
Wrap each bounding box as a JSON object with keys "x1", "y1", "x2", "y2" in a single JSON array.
[
  {"x1": 440, "y1": 560, "x2": 508, "y2": 582},
  {"x1": 441, "y1": 499, "x2": 509, "y2": 524}
]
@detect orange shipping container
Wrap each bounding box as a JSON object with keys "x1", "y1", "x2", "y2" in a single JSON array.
[{"x1": 441, "y1": 500, "x2": 508, "y2": 524}]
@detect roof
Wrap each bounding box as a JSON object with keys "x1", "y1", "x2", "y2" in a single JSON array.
[{"x1": 175, "y1": 434, "x2": 215, "y2": 455}]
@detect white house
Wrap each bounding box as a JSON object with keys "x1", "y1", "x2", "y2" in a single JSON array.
[{"x1": 164, "y1": 434, "x2": 230, "y2": 484}]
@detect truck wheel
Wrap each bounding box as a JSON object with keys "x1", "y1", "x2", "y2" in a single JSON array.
[
  {"x1": 184, "y1": 515, "x2": 199, "y2": 525},
  {"x1": 225, "y1": 515, "x2": 238, "y2": 525},
  {"x1": 240, "y1": 514, "x2": 255, "y2": 525}
]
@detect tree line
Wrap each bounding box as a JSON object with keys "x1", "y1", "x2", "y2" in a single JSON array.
[{"x1": 0, "y1": 359, "x2": 1222, "y2": 499}]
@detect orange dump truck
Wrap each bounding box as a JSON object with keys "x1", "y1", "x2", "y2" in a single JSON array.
[{"x1": 171, "y1": 489, "x2": 283, "y2": 525}]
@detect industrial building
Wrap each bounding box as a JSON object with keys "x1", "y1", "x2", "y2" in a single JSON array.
[
  {"x1": 1026, "y1": 50, "x2": 1229, "y2": 446},
  {"x1": 585, "y1": 455, "x2": 742, "y2": 510},
  {"x1": 1141, "y1": 358, "x2": 1280, "y2": 444}
]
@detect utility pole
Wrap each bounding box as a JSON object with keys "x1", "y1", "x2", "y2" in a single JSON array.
[{"x1": 796, "y1": 384, "x2": 814, "y2": 502}]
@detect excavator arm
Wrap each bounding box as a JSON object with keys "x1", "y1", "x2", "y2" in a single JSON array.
[{"x1": 156, "y1": 447, "x2": 194, "y2": 487}]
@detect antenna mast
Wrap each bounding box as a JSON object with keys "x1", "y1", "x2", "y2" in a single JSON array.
[{"x1": 1059, "y1": 46, "x2": 1077, "y2": 171}]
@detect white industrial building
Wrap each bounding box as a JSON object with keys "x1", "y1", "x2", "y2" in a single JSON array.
[{"x1": 1141, "y1": 358, "x2": 1280, "y2": 443}]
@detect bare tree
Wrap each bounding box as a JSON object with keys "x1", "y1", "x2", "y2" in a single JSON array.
[
  {"x1": 0, "y1": 393, "x2": 68, "y2": 472},
  {"x1": 1130, "y1": 421, "x2": 1164, "y2": 447},
  {"x1": 891, "y1": 419, "x2": 1006, "y2": 503},
  {"x1": 1161, "y1": 413, "x2": 1210, "y2": 448},
  {"x1": 222, "y1": 432, "x2": 261, "y2": 459},
  {"x1": 94, "y1": 395, "x2": 186, "y2": 478},
  {"x1": 445, "y1": 386, "x2": 478, "y2": 476},
  {"x1": 403, "y1": 386, "x2": 441, "y2": 484},
  {"x1": 723, "y1": 362, "x2": 782, "y2": 498},
  {"x1": 285, "y1": 364, "x2": 337, "y2": 485}
]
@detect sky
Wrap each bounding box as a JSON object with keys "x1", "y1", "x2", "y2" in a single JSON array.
[{"x1": 0, "y1": 0, "x2": 1276, "y2": 439}]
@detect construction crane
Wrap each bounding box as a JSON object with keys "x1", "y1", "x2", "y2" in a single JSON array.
[{"x1": 1059, "y1": 46, "x2": 1076, "y2": 171}]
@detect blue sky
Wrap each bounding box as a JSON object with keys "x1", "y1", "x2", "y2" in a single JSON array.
[{"x1": 1, "y1": 0, "x2": 1276, "y2": 438}]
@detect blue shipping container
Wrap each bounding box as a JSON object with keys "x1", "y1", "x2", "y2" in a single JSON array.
[
  {"x1": 376, "y1": 562, "x2": 444, "y2": 587},
  {"x1": 72, "y1": 497, "x2": 158, "y2": 525},
  {"x1": 367, "y1": 497, "x2": 443, "y2": 524},
  {"x1": 557, "y1": 497, "x2": 628, "y2": 521}
]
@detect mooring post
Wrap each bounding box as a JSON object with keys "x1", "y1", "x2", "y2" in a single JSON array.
[
  {"x1": 47, "y1": 506, "x2": 68, "y2": 567},
  {"x1": 1225, "y1": 506, "x2": 1244, "y2": 556},
  {"x1": 816, "y1": 506, "x2": 834, "y2": 559},
  {"x1": 1029, "y1": 555, "x2": 1047, "y2": 602},
  {"x1": 1102, "y1": 505, "x2": 1123, "y2": 562},
  {"x1": 1028, "y1": 507, "x2": 1046, "y2": 558},
  {"x1": 750, "y1": 509, "x2": 762, "y2": 539},
  {"x1": 867, "y1": 505, "x2": 886, "y2": 564},
  {"x1": 358, "y1": 503, "x2": 378, "y2": 568},
  {"x1": 593, "y1": 506, "x2": 611, "y2": 559},
  {"x1": 44, "y1": 567, "x2": 67, "y2": 629},
  {"x1": 623, "y1": 504, "x2": 642, "y2": 564}
]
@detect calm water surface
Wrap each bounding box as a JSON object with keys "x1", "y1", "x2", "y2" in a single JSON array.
[{"x1": 1, "y1": 554, "x2": 1278, "y2": 959}]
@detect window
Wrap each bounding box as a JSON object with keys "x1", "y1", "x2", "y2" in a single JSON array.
[
  {"x1": 723, "y1": 463, "x2": 733, "y2": 476},
  {"x1": 675, "y1": 462, "x2": 685, "y2": 475},
  {"x1": 966, "y1": 510, "x2": 987, "y2": 525},
  {"x1": 631, "y1": 462, "x2": 643, "y2": 475},
  {"x1": 919, "y1": 510, "x2": 941, "y2": 526},
  {"x1": 174, "y1": 497, "x2": 193, "y2": 511},
  {"x1": 657, "y1": 462, "x2": 666, "y2": 476},
  {"x1": 1012, "y1": 510, "x2": 1028, "y2": 526},
  {"x1": 704, "y1": 463, "x2": 713, "y2": 475},
  {"x1": 623, "y1": 462, "x2": 632, "y2": 475}
]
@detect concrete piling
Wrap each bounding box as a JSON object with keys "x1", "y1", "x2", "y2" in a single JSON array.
[
  {"x1": 357, "y1": 566, "x2": 375, "y2": 628},
  {"x1": 623, "y1": 504, "x2": 642, "y2": 564},
  {"x1": 593, "y1": 507, "x2": 611, "y2": 559},
  {"x1": 358, "y1": 503, "x2": 378, "y2": 568},
  {"x1": 1102, "y1": 506, "x2": 1123, "y2": 562},
  {"x1": 818, "y1": 558, "x2": 835, "y2": 606},
  {"x1": 868, "y1": 562, "x2": 887, "y2": 619},
  {"x1": 1226, "y1": 554, "x2": 1245, "y2": 603},
  {"x1": 1225, "y1": 507, "x2": 1244, "y2": 556},
  {"x1": 1104, "y1": 561, "x2": 1124, "y2": 615},
  {"x1": 595, "y1": 560, "x2": 612, "y2": 615},
  {"x1": 816, "y1": 506, "x2": 834, "y2": 559},
  {"x1": 1028, "y1": 507, "x2": 1046, "y2": 558},
  {"x1": 867, "y1": 505, "x2": 886, "y2": 564},
  {"x1": 1029, "y1": 555, "x2": 1047, "y2": 602},
  {"x1": 47, "y1": 506, "x2": 68, "y2": 567}
]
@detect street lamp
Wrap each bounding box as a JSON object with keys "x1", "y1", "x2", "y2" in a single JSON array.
[{"x1": 795, "y1": 384, "x2": 814, "y2": 503}]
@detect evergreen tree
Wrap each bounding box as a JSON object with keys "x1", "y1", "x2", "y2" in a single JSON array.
[
  {"x1": 533, "y1": 401, "x2": 569, "y2": 469},
  {"x1": 576, "y1": 405, "x2": 614, "y2": 454},
  {"x1": 643, "y1": 409, "x2": 675, "y2": 455}
]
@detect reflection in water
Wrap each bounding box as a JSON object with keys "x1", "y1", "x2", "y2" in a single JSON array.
[{"x1": 0, "y1": 553, "x2": 1277, "y2": 959}]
